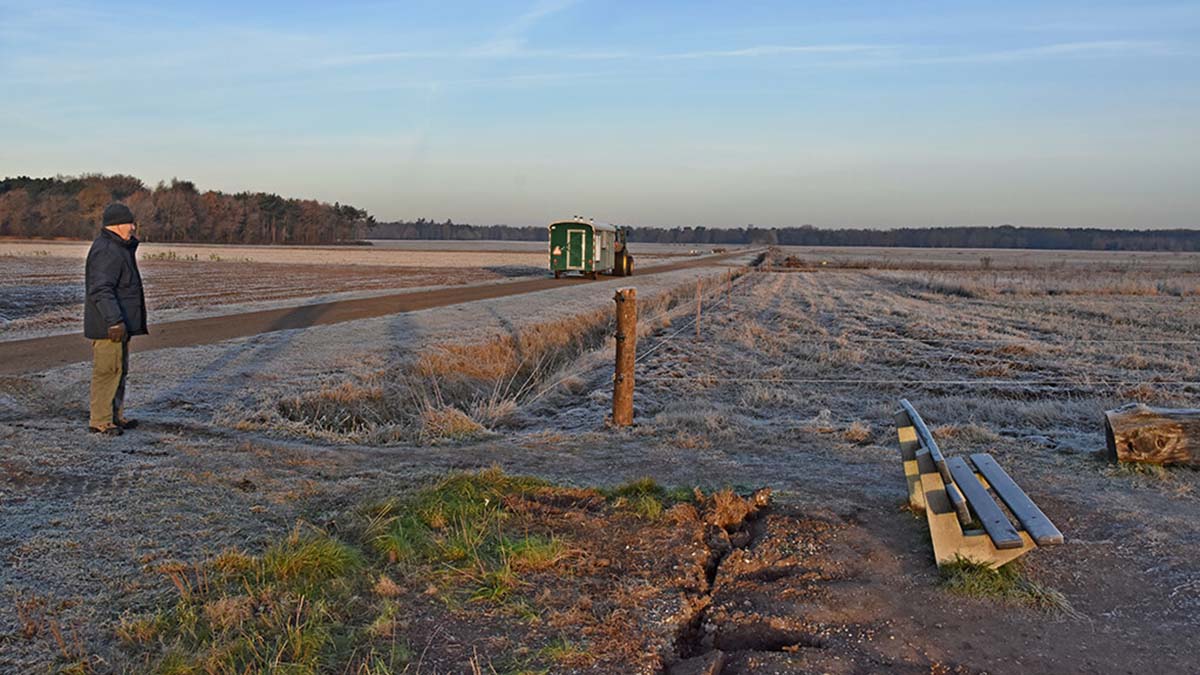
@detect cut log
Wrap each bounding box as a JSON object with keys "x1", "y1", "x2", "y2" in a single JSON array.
[{"x1": 1104, "y1": 403, "x2": 1200, "y2": 467}]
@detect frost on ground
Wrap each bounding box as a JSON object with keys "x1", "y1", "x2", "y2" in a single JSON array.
[
  {"x1": 1, "y1": 249, "x2": 1199, "y2": 673},
  {"x1": 0, "y1": 242, "x2": 682, "y2": 340}
]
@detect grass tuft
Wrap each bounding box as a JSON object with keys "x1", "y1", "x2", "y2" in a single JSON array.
[
  {"x1": 539, "y1": 635, "x2": 593, "y2": 667},
  {"x1": 264, "y1": 525, "x2": 362, "y2": 585},
  {"x1": 418, "y1": 405, "x2": 490, "y2": 443},
  {"x1": 939, "y1": 557, "x2": 1078, "y2": 615},
  {"x1": 603, "y1": 478, "x2": 695, "y2": 520}
]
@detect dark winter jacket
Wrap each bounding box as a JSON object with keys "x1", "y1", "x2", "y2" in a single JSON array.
[{"x1": 84, "y1": 229, "x2": 148, "y2": 339}]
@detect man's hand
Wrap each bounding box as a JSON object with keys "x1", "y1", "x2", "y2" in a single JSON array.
[{"x1": 107, "y1": 323, "x2": 126, "y2": 342}]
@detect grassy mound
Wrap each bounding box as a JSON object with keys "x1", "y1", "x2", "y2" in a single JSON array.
[{"x1": 115, "y1": 471, "x2": 710, "y2": 674}]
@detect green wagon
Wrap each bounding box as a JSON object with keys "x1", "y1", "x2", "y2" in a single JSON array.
[{"x1": 548, "y1": 217, "x2": 634, "y2": 279}]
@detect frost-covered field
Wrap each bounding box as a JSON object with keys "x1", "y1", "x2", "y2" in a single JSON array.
[
  {"x1": 777, "y1": 244, "x2": 1200, "y2": 271},
  {"x1": 0, "y1": 239, "x2": 552, "y2": 267},
  {"x1": 0, "y1": 239, "x2": 706, "y2": 266},
  {"x1": 0, "y1": 239, "x2": 693, "y2": 339}
]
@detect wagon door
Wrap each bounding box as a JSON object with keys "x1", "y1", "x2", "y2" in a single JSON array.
[{"x1": 567, "y1": 229, "x2": 586, "y2": 269}]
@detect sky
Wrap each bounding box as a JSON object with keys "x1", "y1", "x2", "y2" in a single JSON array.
[{"x1": 1, "y1": 0, "x2": 1197, "y2": 228}]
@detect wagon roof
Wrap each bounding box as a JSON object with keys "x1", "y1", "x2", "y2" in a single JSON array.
[{"x1": 548, "y1": 219, "x2": 618, "y2": 233}]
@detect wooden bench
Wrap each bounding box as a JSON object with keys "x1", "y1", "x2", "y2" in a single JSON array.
[{"x1": 894, "y1": 399, "x2": 1063, "y2": 568}]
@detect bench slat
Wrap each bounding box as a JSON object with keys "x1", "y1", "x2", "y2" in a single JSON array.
[
  {"x1": 945, "y1": 457, "x2": 1024, "y2": 549},
  {"x1": 900, "y1": 399, "x2": 970, "y2": 525},
  {"x1": 942, "y1": 477, "x2": 970, "y2": 526},
  {"x1": 970, "y1": 454, "x2": 1064, "y2": 546}
]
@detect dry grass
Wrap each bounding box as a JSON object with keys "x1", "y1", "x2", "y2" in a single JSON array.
[
  {"x1": 842, "y1": 421, "x2": 873, "y2": 444},
  {"x1": 876, "y1": 269, "x2": 1200, "y2": 298},
  {"x1": 931, "y1": 423, "x2": 1002, "y2": 445},
  {"x1": 418, "y1": 406, "x2": 490, "y2": 443},
  {"x1": 235, "y1": 271, "x2": 749, "y2": 445}
]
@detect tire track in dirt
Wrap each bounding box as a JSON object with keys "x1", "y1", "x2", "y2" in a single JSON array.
[{"x1": 0, "y1": 252, "x2": 752, "y2": 376}]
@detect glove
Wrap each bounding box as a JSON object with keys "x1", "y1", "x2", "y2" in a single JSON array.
[{"x1": 107, "y1": 323, "x2": 127, "y2": 342}]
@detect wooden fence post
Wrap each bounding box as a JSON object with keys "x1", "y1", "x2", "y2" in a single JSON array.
[
  {"x1": 695, "y1": 278, "x2": 702, "y2": 339},
  {"x1": 612, "y1": 288, "x2": 637, "y2": 427}
]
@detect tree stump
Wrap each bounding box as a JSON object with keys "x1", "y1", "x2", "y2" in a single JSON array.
[{"x1": 1104, "y1": 403, "x2": 1200, "y2": 467}]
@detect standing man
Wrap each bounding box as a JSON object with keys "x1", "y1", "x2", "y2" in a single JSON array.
[{"x1": 85, "y1": 203, "x2": 148, "y2": 436}]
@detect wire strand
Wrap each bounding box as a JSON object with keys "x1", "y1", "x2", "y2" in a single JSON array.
[{"x1": 635, "y1": 376, "x2": 1200, "y2": 387}]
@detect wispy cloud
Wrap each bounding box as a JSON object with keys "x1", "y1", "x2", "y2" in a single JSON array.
[
  {"x1": 316, "y1": 43, "x2": 885, "y2": 68},
  {"x1": 504, "y1": 0, "x2": 579, "y2": 36},
  {"x1": 315, "y1": 45, "x2": 631, "y2": 67},
  {"x1": 317, "y1": 0, "x2": 593, "y2": 66},
  {"x1": 661, "y1": 44, "x2": 895, "y2": 59},
  {"x1": 916, "y1": 40, "x2": 1172, "y2": 64},
  {"x1": 316, "y1": 39, "x2": 1172, "y2": 71}
]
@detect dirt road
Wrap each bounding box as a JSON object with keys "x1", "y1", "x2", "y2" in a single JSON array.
[{"x1": 0, "y1": 251, "x2": 750, "y2": 375}]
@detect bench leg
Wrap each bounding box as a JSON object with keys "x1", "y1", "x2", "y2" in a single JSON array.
[{"x1": 897, "y1": 423, "x2": 925, "y2": 512}]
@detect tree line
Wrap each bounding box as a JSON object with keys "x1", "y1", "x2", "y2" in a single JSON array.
[
  {"x1": 0, "y1": 174, "x2": 371, "y2": 245},
  {"x1": 3, "y1": 174, "x2": 1195, "y2": 251},
  {"x1": 370, "y1": 220, "x2": 1200, "y2": 252}
]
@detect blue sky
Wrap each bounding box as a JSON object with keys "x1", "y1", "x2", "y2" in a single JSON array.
[{"x1": 1, "y1": 0, "x2": 1197, "y2": 228}]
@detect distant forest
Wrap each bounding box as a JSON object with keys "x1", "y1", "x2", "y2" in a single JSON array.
[
  {"x1": 0, "y1": 174, "x2": 370, "y2": 245},
  {"x1": 370, "y1": 220, "x2": 1200, "y2": 252},
  {"x1": 3, "y1": 174, "x2": 1196, "y2": 251}
]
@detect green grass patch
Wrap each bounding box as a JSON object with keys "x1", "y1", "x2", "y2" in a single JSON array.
[
  {"x1": 603, "y1": 477, "x2": 696, "y2": 519},
  {"x1": 538, "y1": 635, "x2": 591, "y2": 665},
  {"x1": 125, "y1": 526, "x2": 394, "y2": 674},
  {"x1": 120, "y1": 469, "x2": 568, "y2": 673},
  {"x1": 939, "y1": 557, "x2": 1078, "y2": 615}
]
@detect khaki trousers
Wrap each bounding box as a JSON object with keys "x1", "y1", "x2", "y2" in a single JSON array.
[{"x1": 89, "y1": 338, "x2": 129, "y2": 428}]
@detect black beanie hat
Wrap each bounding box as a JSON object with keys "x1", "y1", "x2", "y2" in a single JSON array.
[{"x1": 102, "y1": 203, "x2": 136, "y2": 227}]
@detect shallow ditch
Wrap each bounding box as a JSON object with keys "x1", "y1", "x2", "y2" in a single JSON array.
[{"x1": 666, "y1": 489, "x2": 832, "y2": 674}]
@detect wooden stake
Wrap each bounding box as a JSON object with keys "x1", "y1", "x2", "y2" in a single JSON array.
[
  {"x1": 695, "y1": 278, "x2": 702, "y2": 339},
  {"x1": 612, "y1": 288, "x2": 637, "y2": 427}
]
